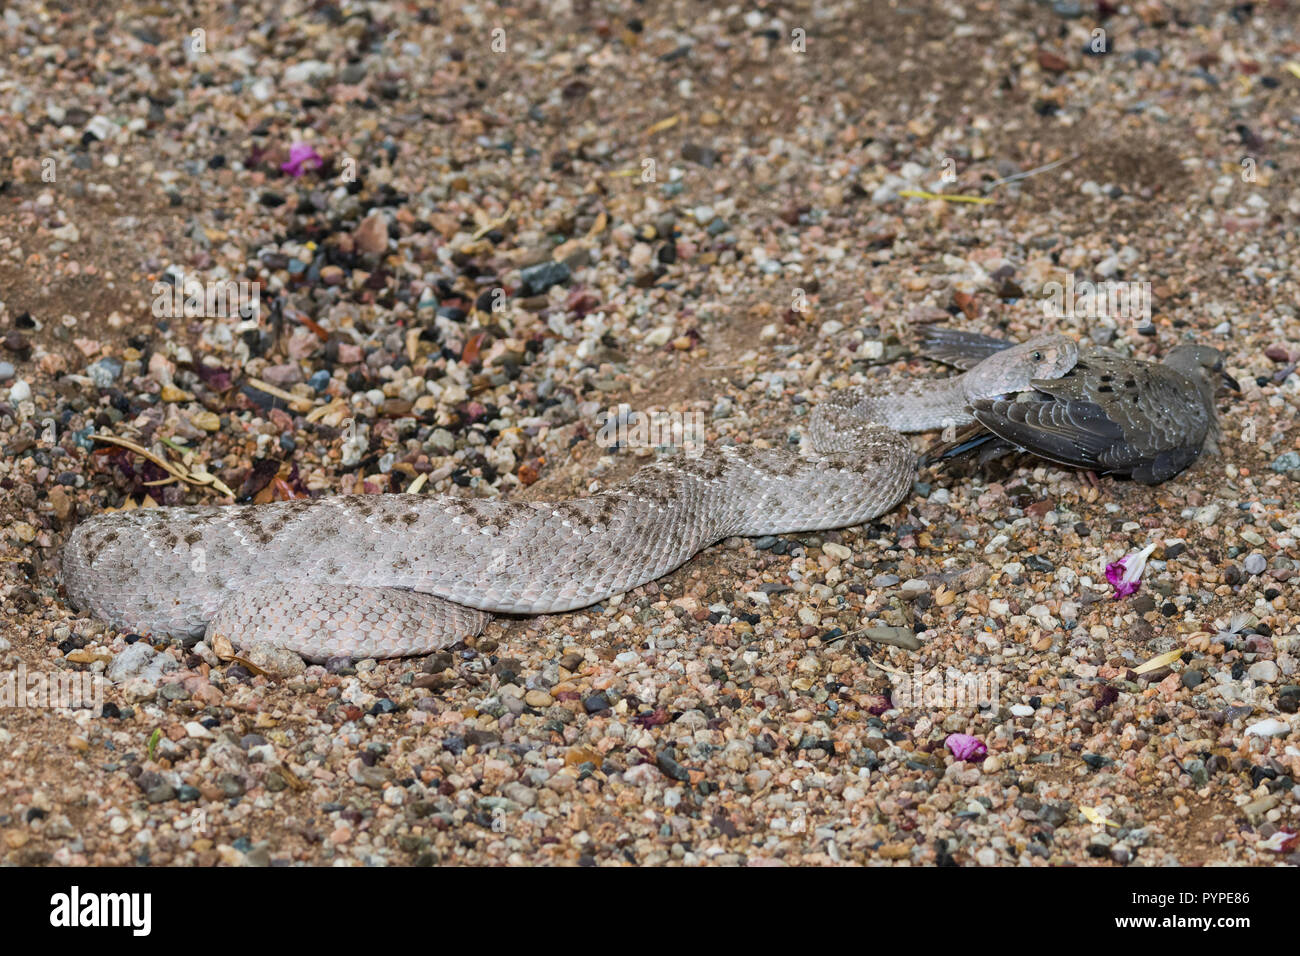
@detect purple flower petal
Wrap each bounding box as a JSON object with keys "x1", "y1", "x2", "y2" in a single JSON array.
[
  {"x1": 944, "y1": 733, "x2": 987, "y2": 762},
  {"x1": 1104, "y1": 559, "x2": 1126, "y2": 588},
  {"x1": 1106, "y1": 543, "x2": 1157, "y2": 600},
  {"x1": 1106, "y1": 560, "x2": 1139, "y2": 598},
  {"x1": 280, "y1": 142, "x2": 323, "y2": 178}
]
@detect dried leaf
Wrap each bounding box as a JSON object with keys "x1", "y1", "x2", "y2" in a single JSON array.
[
  {"x1": 470, "y1": 201, "x2": 516, "y2": 241},
  {"x1": 228, "y1": 654, "x2": 269, "y2": 676},
  {"x1": 92, "y1": 433, "x2": 191, "y2": 481},
  {"x1": 461, "y1": 332, "x2": 487, "y2": 364},
  {"x1": 275, "y1": 764, "x2": 308, "y2": 791},
  {"x1": 643, "y1": 114, "x2": 680, "y2": 136},
  {"x1": 306, "y1": 397, "x2": 349, "y2": 424},
  {"x1": 1080, "y1": 806, "x2": 1120, "y2": 828},
  {"x1": 211, "y1": 633, "x2": 236, "y2": 660},
  {"x1": 291, "y1": 309, "x2": 330, "y2": 342},
  {"x1": 245, "y1": 377, "x2": 317, "y2": 414},
  {"x1": 1134, "y1": 647, "x2": 1184, "y2": 675}
]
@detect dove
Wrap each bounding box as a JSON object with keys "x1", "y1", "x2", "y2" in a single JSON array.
[{"x1": 921, "y1": 328, "x2": 1239, "y2": 485}]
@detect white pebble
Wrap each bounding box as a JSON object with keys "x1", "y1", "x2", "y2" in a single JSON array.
[
  {"x1": 1245, "y1": 718, "x2": 1290, "y2": 737},
  {"x1": 1247, "y1": 661, "x2": 1278, "y2": 683}
]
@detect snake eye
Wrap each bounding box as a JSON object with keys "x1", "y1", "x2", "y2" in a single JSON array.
[{"x1": 1032, "y1": 351, "x2": 1043, "y2": 361}]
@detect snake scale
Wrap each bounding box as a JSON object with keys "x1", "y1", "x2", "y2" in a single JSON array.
[{"x1": 62, "y1": 335, "x2": 1075, "y2": 660}]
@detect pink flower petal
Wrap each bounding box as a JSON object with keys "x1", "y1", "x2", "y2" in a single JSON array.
[
  {"x1": 1261, "y1": 829, "x2": 1297, "y2": 853},
  {"x1": 944, "y1": 733, "x2": 987, "y2": 762},
  {"x1": 1106, "y1": 543, "x2": 1156, "y2": 600},
  {"x1": 1106, "y1": 560, "x2": 1140, "y2": 599},
  {"x1": 280, "y1": 142, "x2": 323, "y2": 177}
]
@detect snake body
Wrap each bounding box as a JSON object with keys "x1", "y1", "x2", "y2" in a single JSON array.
[{"x1": 62, "y1": 334, "x2": 1075, "y2": 660}]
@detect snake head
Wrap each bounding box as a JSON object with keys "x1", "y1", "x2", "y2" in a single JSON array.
[
  {"x1": 1016, "y1": 334, "x2": 1079, "y2": 381},
  {"x1": 961, "y1": 333, "x2": 1079, "y2": 401}
]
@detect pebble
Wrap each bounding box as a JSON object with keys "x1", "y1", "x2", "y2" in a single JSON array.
[
  {"x1": 1248, "y1": 661, "x2": 1279, "y2": 683},
  {"x1": 120, "y1": 677, "x2": 160, "y2": 704},
  {"x1": 1271, "y1": 452, "x2": 1300, "y2": 473},
  {"x1": 1246, "y1": 718, "x2": 1291, "y2": 737},
  {"x1": 524, "y1": 690, "x2": 553, "y2": 708},
  {"x1": 262, "y1": 363, "x2": 302, "y2": 387},
  {"x1": 502, "y1": 782, "x2": 538, "y2": 807},
  {"x1": 184, "y1": 721, "x2": 213, "y2": 740},
  {"x1": 191, "y1": 411, "x2": 220, "y2": 432},
  {"x1": 243, "y1": 642, "x2": 307, "y2": 678},
  {"x1": 899, "y1": 578, "x2": 930, "y2": 599},
  {"x1": 106, "y1": 643, "x2": 177, "y2": 684},
  {"x1": 519, "y1": 261, "x2": 571, "y2": 296},
  {"x1": 353, "y1": 212, "x2": 389, "y2": 255}
]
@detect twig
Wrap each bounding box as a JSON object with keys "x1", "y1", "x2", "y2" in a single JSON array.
[
  {"x1": 897, "y1": 189, "x2": 993, "y2": 205},
  {"x1": 245, "y1": 377, "x2": 319, "y2": 414},
  {"x1": 983, "y1": 153, "x2": 1079, "y2": 193},
  {"x1": 92, "y1": 433, "x2": 236, "y2": 497},
  {"x1": 471, "y1": 202, "x2": 517, "y2": 241}
]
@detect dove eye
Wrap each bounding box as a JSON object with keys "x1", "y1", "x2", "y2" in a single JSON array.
[{"x1": 1032, "y1": 351, "x2": 1043, "y2": 361}]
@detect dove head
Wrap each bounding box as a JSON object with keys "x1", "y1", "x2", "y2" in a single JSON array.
[
  {"x1": 1164, "y1": 344, "x2": 1240, "y2": 392},
  {"x1": 960, "y1": 333, "x2": 1079, "y2": 401}
]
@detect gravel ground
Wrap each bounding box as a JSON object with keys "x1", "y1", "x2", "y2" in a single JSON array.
[{"x1": 2, "y1": 0, "x2": 1299, "y2": 866}]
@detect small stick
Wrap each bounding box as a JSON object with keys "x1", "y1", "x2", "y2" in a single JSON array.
[
  {"x1": 245, "y1": 377, "x2": 318, "y2": 413},
  {"x1": 92, "y1": 433, "x2": 235, "y2": 497},
  {"x1": 983, "y1": 153, "x2": 1078, "y2": 193}
]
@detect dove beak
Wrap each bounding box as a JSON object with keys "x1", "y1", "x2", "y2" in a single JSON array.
[{"x1": 1220, "y1": 370, "x2": 1241, "y2": 392}]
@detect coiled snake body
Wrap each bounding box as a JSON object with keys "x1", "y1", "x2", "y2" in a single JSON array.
[{"x1": 62, "y1": 335, "x2": 1074, "y2": 660}]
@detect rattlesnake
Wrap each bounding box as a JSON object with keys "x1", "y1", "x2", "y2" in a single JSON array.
[{"x1": 62, "y1": 334, "x2": 1075, "y2": 660}]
